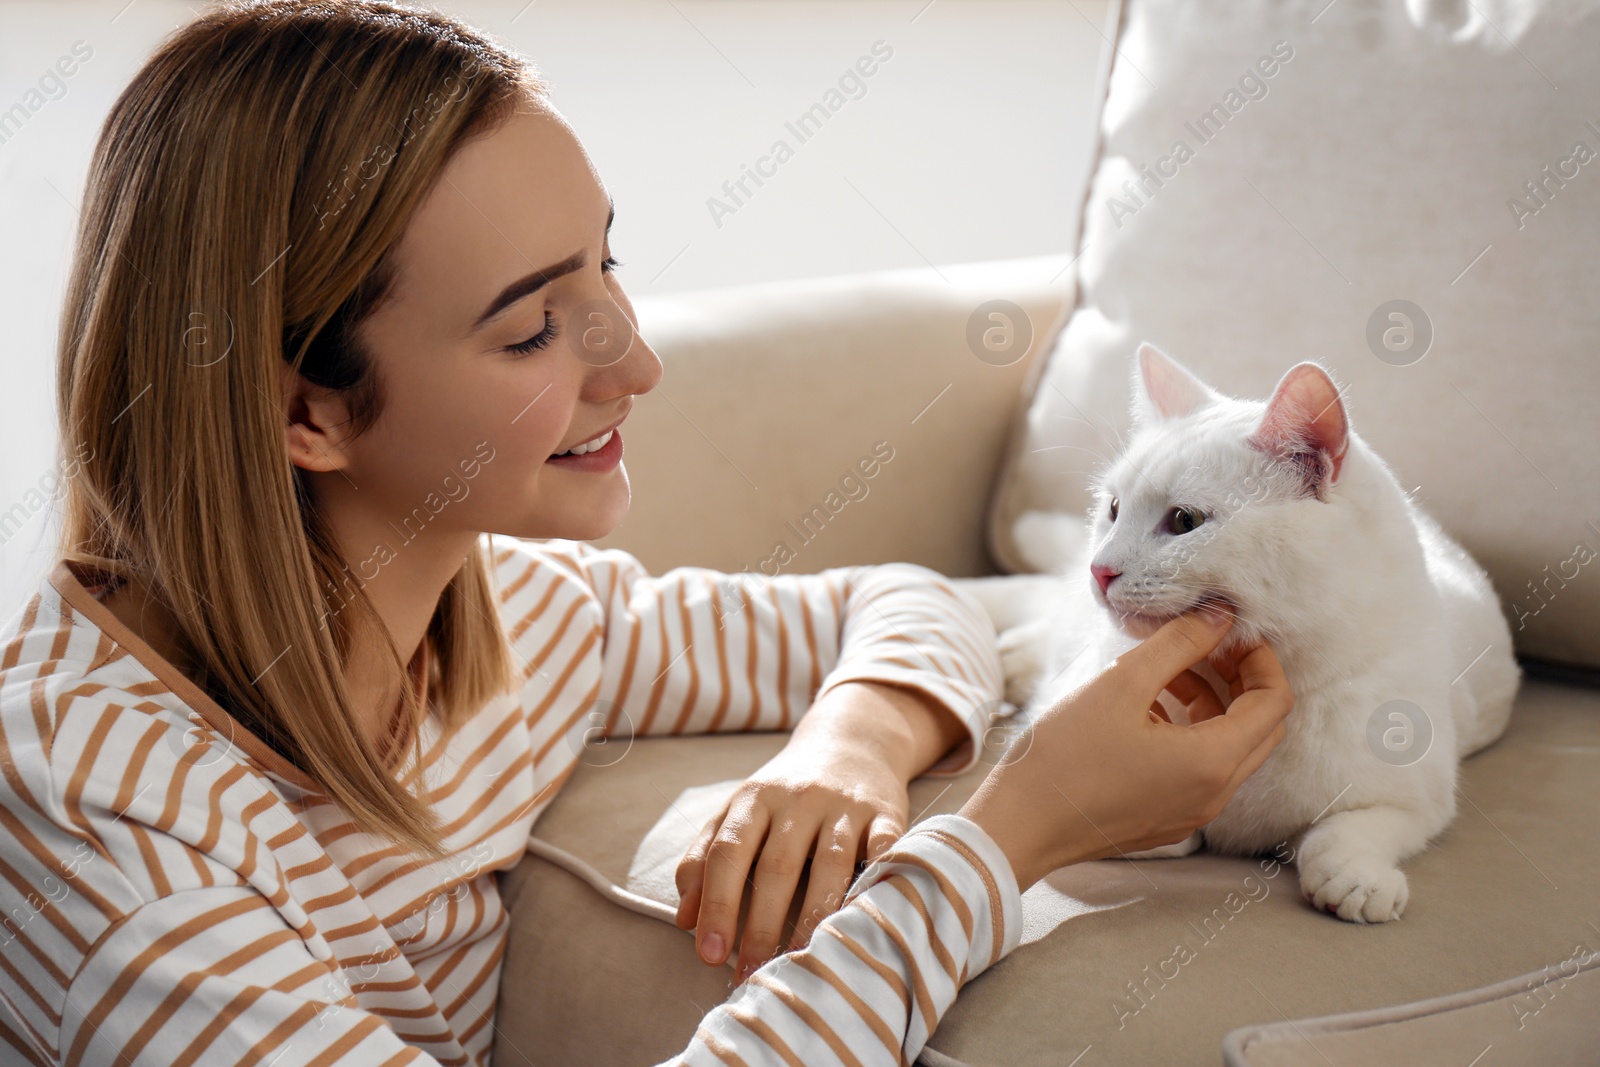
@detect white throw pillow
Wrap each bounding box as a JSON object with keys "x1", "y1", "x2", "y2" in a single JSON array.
[{"x1": 990, "y1": 0, "x2": 1600, "y2": 669}]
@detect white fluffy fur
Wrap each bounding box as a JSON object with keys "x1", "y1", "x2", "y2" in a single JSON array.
[{"x1": 959, "y1": 343, "x2": 1520, "y2": 923}]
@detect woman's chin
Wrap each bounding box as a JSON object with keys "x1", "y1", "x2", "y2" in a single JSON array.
[{"x1": 529, "y1": 487, "x2": 632, "y2": 541}]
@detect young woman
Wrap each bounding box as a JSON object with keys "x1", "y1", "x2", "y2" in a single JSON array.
[{"x1": 0, "y1": 2, "x2": 1293, "y2": 1064}]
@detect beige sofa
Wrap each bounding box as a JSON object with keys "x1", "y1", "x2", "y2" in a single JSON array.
[
  {"x1": 486, "y1": 255, "x2": 1600, "y2": 1065},
  {"x1": 491, "y1": 0, "x2": 1600, "y2": 1060}
]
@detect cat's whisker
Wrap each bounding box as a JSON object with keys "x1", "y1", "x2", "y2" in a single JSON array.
[{"x1": 1029, "y1": 443, "x2": 1115, "y2": 460}]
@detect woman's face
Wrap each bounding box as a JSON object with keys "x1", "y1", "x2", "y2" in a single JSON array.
[{"x1": 307, "y1": 100, "x2": 662, "y2": 547}]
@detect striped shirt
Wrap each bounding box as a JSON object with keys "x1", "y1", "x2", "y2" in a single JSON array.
[{"x1": 0, "y1": 535, "x2": 1022, "y2": 1065}]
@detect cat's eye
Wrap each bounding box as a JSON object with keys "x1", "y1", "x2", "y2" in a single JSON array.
[
  {"x1": 1108, "y1": 497, "x2": 1119, "y2": 522},
  {"x1": 1166, "y1": 505, "x2": 1206, "y2": 535}
]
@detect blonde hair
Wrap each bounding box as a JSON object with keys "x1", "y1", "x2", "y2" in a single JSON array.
[{"x1": 55, "y1": 0, "x2": 541, "y2": 858}]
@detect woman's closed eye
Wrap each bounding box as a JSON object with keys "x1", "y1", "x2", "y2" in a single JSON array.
[
  {"x1": 506, "y1": 311, "x2": 558, "y2": 355},
  {"x1": 504, "y1": 254, "x2": 623, "y2": 356}
]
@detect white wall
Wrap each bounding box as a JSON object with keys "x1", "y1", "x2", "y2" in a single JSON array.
[{"x1": 0, "y1": 0, "x2": 1110, "y2": 613}]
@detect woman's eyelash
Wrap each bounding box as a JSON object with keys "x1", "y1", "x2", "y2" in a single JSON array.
[
  {"x1": 506, "y1": 255, "x2": 621, "y2": 355},
  {"x1": 507, "y1": 312, "x2": 557, "y2": 355}
]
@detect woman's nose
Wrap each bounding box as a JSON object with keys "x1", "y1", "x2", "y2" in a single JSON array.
[
  {"x1": 568, "y1": 297, "x2": 661, "y2": 397},
  {"x1": 623, "y1": 327, "x2": 663, "y2": 396}
]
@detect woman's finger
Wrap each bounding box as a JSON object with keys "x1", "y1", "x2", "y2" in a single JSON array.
[
  {"x1": 674, "y1": 799, "x2": 729, "y2": 931},
  {"x1": 694, "y1": 800, "x2": 770, "y2": 967},
  {"x1": 1211, "y1": 639, "x2": 1243, "y2": 681},
  {"x1": 1193, "y1": 641, "x2": 1295, "y2": 759},
  {"x1": 1165, "y1": 668, "x2": 1227, "y2": 723},
  {"x1": 1220, "y1": 719, "x2": 1287, "y2": 800},
  {"x1": 735, "y1": 814, "x2": 817, "y2": 982},
  {"x1": 864, "y1": 808, "x2": 906, "y2": 865},
  {"x1": 1116, "y1": 608, "x2": 1235, "y2": 707},
  {"x1": 1148, "y1": 699, "x2": 1172, "y2": 724},
  {"x1": 786, "y1": 811, "x2": 860, "y2": 953},
  {"x1": 1235, "y1": 640, "x2": 1291, "y2": 698}
]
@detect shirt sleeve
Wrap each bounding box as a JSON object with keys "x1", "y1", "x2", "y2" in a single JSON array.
[
  {"x1": 0, "y1": 756, "x2": 436, "y2": 1067},
  {"x1": 653, "y1": 812, "x2": 1024, "y2": 1066},
  {"x1": 59, "y1": 887, "x2": 433, "y2": 1067},
  {"x1": 526, "y1": 539, "x2": 1006, "y2": 777}
]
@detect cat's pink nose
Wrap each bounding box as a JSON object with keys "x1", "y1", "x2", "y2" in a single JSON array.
[{"x1": 1091, "y1": 563, "x2": 1120, "y2": 595}]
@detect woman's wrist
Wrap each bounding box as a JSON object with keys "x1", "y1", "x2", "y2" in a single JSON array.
[
  {"x1": 958, "y1": 775, "x2": 1101, "y2": 893},
  {"x1": 796, "y1": 680, "x2": 967, "y2": 784}
]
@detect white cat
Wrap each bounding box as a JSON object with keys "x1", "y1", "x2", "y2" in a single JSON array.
[{"x1": 959, "y1": 343, "x2": 1520, "y2": 923}]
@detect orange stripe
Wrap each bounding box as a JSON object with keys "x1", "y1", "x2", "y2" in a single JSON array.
[
  {"x1": 853, "y1": 896, "x2": 938, "y2": 1032},
  {"x1": 507, "y1": 575, "x2": 561, "y2": 647},
  {"x1": 0, "y1": 795, "x2": 117, "y2": 938},
  {"x1": 171, "y1": 961, "x2": 318, "y2": 1067},
  {"x1": 923, "y1": 827, "x2": 1004, "y2": 971},
  {"x1": 0, "y1": 938, "x2": 63, "y2": 1024},
  {"x1": 883, "y1": 873, "x2": 959, "y2": 987},
  {"x1": 740, "y1": 583, "x2": 762, "y2": 730},
  {"x1": 745, "y1": 966, "x2": 863, "y2": 1067},
  {"x1": 787, "y1": 951, "x2": 907, "y2": 1067},
  {"x1": 521, "y1": 595, "x2": 589, "y2": 688},
  {"x1": 705, "y1": 581, "x2": 733, "y2": 732},
  {"x1": 637, "y1": 601, "x2": 673, "y2": 735},
  {"x1": 0, "y1": 593, "x2": 42, "y2": 670},
  {"x1": 66, "y1": 893, "x2": 280, "y2": 1064},
  {"x1": 0, "y1": 1007, "x2": 52, "y2": 1066},
  {"x1": 768, "y1": 584, "x2": 792, "y2": 729},
  {"x1": 695, "y1": 1024, "x2": 750, "y2": 1067},
  {"x1": 438, "y1": 923, "x2": 505, "y2": 1019},
  {"x1": 798, "y1": 591, "x2": 821, "y2": 700},
  {"x1": 496, "y1": 559, "x2": 537, "y2": 605},
  {"x1": 869, "y1": 849, "x2": 973, "y2": 947},
  {"x1": 293, "y1": 1007, "x2": 397, "y2": 1067},
  {"x1": 669, "y1": 581, "x2": 701, "y2": 734},
  {"x1": 606, "y1": 608, "x2": 644, "y2": 727},
  {"x1": 721, "y1": 1000, "x2": 809, "y2": 1067},
  {"x1": 122, "y1": 929, "x2": 305, "y2": 1063}
]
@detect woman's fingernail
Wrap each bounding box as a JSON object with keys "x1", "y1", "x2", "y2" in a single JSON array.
[{"x1": 701, "y1": 932, "x2": 724, "y2": 963}]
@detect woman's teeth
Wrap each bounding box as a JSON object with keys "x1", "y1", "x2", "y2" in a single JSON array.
[{"x1": 552, "y1": 429, "x2": 613, "y2": 458}]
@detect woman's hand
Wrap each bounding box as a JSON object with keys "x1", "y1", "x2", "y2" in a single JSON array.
[
  {"x1": 961, "y1": 605, "x2": 1295, "y2": 892},
  {"x1": 674, "y1": 681, "x2": 963, "y2": 983}
]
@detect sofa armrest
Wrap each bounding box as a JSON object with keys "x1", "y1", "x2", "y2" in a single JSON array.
[{"x1": 597, "y1": 255, "x2": 1074, "y2": 578}]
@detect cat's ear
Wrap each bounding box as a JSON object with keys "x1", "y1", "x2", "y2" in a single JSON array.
[
  {"x1": 1247, "y1": 362, "x2": 1350, "y2": 498},
  {"x1": 1132, "y1": 342, "x2": 1220, "y2": 424}
]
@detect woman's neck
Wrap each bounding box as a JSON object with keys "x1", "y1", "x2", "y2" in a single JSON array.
[{"x1": 95, "y1": 564, "x2": 436, "y2": 755}]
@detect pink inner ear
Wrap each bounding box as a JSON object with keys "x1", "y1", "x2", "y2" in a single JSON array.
[
  {"x1": 1248, "y1": 364, "x2": 1349, "y2": 490},
  {"x1": 1137, "y1": 344, "x2": 1215, "y2": 420}
]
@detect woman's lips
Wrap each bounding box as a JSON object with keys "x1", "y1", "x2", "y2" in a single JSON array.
[{"x1": 545, "y1": 427, "x2": 623, "y2": 471}]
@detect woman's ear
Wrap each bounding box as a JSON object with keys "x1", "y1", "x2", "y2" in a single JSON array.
[{"x1": 281, "y1": 363, "x2": 357, "y2": 475}]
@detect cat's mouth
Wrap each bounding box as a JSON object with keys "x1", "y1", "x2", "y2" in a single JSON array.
[{"x1": 1108, "y1": 592, "x2": 1235, "y2": 638}]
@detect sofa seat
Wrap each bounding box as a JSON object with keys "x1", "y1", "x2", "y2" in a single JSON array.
[{"x1": 492, "y1": 671, "x2": 1600, "y2": 1065}]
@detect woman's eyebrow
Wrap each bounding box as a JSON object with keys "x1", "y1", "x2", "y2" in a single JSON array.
[{"x1": 469, "y1": 199, "x2": 615, "y2": 333}]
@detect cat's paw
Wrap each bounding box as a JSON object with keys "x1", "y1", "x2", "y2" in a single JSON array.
[
  {"x1": 997, "y1": 624, "x2": 1046, "y2": 707},
  {"x1": 1298, "y1": 852, "x2": 1409, "y2": 923}
]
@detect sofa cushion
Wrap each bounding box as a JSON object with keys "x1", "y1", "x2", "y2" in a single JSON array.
[
  {"x1": 491, "y1": 674, "x2": 1600, "y2": 1065},
  {"x1": 987, "y1": 0, "x2": 1600, "y2": 669}
]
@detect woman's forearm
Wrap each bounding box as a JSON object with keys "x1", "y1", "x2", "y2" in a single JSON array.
[{"x1": 790, "y1": 679, "x2": 971, "y2": 783}]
